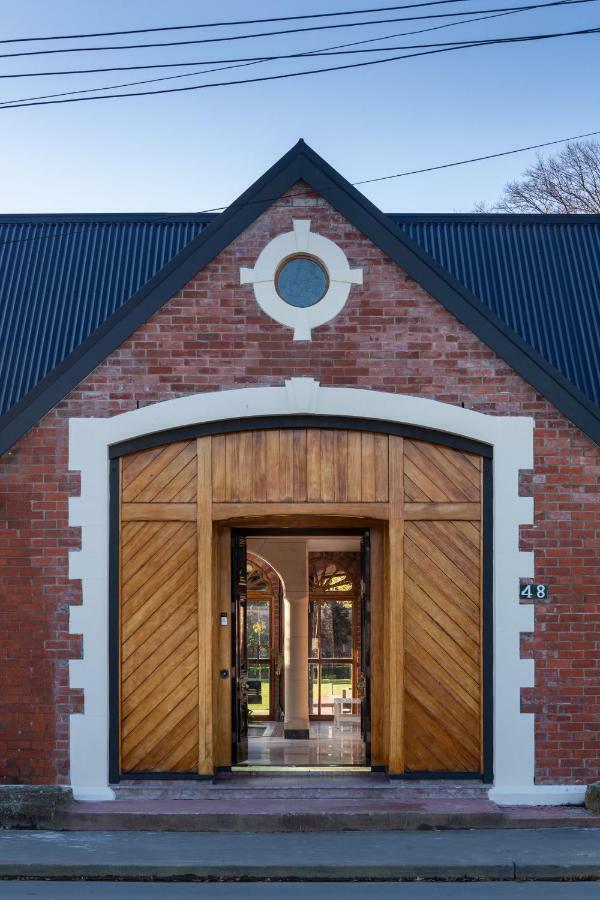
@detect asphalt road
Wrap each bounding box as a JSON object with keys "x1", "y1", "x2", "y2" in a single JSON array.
[
  {"x1": 2, "y1": 829, "x2": 600, "y2": 880},
  {"x1": 0, "y1": 883, "x2": 599, "y2": 898}
]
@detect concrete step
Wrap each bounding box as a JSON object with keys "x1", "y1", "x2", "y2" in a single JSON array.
[
  {"x1": 57, "y1": 775, "x2": 600, "y2": 832},
  {"x1": 57, "y1": 797, "x2": 600, "y2": 832},
  {"x1": 113, "y1": 786, "x2": 490, "y2": 800},
  {"x1": 113, "y1": 774, "x2": 491, "y2": 802},
  {"x1": 115, "y1": 784, "x2": 488, "y2": 801}
]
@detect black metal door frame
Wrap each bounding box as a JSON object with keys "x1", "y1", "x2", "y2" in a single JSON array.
[
  {"x1": 231, "y1": 526, "x2": 371, "y2": 767},
  {"x1": 360, "y1": 529, "x2": 372, "y2": 762},
  {"x1": 231, "y1": 533, "x2": 249, "y2": 765}
]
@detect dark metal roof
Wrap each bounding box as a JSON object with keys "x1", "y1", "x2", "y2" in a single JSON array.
[
  {"x1": 389, "y1": 214, "x2": 600, "y2": 408},
  {"x1": 0, "y1": 190, "x2": 598, "y2": 442},
  {"x1": 0, "y1": 214, "x2": 213, "y2": 416}
]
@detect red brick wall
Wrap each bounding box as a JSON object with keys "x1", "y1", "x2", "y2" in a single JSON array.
[{"x1": 1, "y1": 182, "x2": 598, "y2": 785}]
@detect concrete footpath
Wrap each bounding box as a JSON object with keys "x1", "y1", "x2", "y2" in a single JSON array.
[{"x1": 1, "y1": 829, "x2": 600, "y2": 881}]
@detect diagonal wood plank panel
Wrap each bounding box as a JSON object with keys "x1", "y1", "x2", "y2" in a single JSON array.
[
  {"x1": 404, "y1": 440, "x2": 481, "y2": 502},
  {"x1": 122, "y1": 441, "x2": 197, "y2": 503},
  {"x1": 120, "y1": 519, "x2": 198, "y2": 773},
  {"x1": 404, "y1": 518, "x2": 482, "y2": 772}
]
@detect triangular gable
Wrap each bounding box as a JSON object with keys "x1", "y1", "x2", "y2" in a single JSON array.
[{"x1": 1, "y1": 139, "x2": 598, "y2": 453}]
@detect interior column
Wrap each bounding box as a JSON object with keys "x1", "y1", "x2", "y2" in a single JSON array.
[
  {"x1": 246, "y1": 539, "x2": 310, "y2": 739},
  {"x1": 282, "y1": 542, "x2": 310, "y2": 739}
]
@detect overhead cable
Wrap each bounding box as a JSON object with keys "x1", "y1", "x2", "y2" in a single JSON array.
[
  {"x1": 2, "y1": 25, "x2": 598, "y2": 107},
  {"x1": 0, "y1": 3, "x2": 550, "y2": 79},
  {"x1": 0, "y1": 0, "x2": 594, "y2": 59},
  {"x1": 0, "y1": 1, "x2": 499, "y2": 44},
  {"x1": 1, "y1": 24, "x2": 598, "y2": 109}
]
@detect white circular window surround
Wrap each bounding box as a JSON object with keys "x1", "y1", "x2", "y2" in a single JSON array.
[{"x1": 240, "y1": 219, "x2": 363, "y2": 340}]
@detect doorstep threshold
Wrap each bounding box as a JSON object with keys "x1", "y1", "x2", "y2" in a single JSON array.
[{"x1": 231, "y1": 765, "x2": 372, "y2": 773}]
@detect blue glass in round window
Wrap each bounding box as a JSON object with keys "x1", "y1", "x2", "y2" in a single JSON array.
[{"x1": 276, "y1": 255, "x2": 328, "y2": 308}]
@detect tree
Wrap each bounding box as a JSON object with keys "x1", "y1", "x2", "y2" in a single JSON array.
[{"x1": 478, "y1": 140, "x2": 600, "y2": 213}]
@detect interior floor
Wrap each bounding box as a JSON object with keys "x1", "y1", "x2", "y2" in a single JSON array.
[{"x1": 243, "y1": 720, "x2": 366, "y2": 767}]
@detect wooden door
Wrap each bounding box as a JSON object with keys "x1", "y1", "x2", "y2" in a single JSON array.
[
  {"x1": 116, "y1": 426, "x2": 486, "y2": 778},
  {"x1": 118, "y1": 441, "x2": 200, "y2": 774},
  {"x1": 402, "y1": 440, "x2": 484, "y2": 774}
]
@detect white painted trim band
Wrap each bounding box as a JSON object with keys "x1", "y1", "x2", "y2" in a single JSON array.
[
  {"x1": 68, "y1": 378, "x2": 535, "y2": 800},
  {"x1": 489, "y1": 785, "x2": 586, "y2": 806}
]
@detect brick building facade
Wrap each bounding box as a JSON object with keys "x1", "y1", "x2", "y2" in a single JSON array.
[{"x1": 1, "y1": 142, "x2": 598, "y2": 804}]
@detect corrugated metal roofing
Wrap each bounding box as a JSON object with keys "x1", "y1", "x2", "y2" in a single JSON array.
[
  {"x1": 390, "y1": 214, "x2": 600, "y2": 408},
  {"x1": 0, "y1": 215, "x2": 212, "y2": 416},
  {"x1": 0, "y1": 212, "x2": 598, "y2": 419}
]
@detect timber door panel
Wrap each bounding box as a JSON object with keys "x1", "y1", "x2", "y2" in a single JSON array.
[
  {"x1": 120, "y1": 520, "x2": 199, "y2": 772},
  {"x1": 404, "y1": 521, "x2": 482, "y2": 772},
  {"x1": 403, "y1": 442, "x2": 483, "y2": 773},
  {"x1": 211, "y1": 429, "x2": 389, "y2": 503},
  {"x1": 119, "y1": 441, "x2": 199, "y2": 774},
  {"x1": 122, "y1": 440, "x2": 197, "y2": 503}
]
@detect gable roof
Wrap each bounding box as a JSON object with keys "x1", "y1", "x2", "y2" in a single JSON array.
[
  {"x1": 0, "y1": 140, "x2": 598, "y2": 453},
  {"x1": 2, "y1": 211, "x2": 599, "y2": 419}
]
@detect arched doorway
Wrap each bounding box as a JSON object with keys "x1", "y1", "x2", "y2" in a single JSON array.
[
  {"x1": 246, "y1": 554, "x2": 283, "y2": 723},
  {"x1": 111, "y1": 420, "x2": 491, "y2": 781}
]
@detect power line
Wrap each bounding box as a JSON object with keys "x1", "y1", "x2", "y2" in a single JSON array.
[
  {"x1": 0, "y1": 59, "x2": 268, "y2": 106},
  {"x1": 0, "y1": 127, "x2": 598, "y2": 250},
  {"x1": 0, "y1": 0, "x2": 593, "y2": 59},
  {"x1": 198, "y1": 129, "x2": 600, "y2": 212},
  {"x1": 0, "y1": 5, "x2": 543, "y2": 108},
  {"x1": 2, "y1": 25, "x2": 597, "y2": 107},
  {"x1": 0, "y1": 2, "x2": 558, "y2": 79},
  {"x1": 2, "y1": 24, "x2": 597, "y2": 109},
  {"x1": 353, "y1": 128, "x2": 600, "y2": 184},
  {"x1": 0, "y1": 1, "x2": 493, "y2": 44}
]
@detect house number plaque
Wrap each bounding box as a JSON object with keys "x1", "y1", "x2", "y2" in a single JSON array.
[{"x1": 519, "y1": 583, "x2": 549, "y2": 600}]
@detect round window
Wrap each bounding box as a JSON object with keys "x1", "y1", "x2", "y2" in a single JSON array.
[{"x1": 275, "y1": 255, "x2": 328, "y2": 308}]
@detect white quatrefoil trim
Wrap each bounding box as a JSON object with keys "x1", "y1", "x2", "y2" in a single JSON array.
[{"x1": 240, "y1": 219, "x2": 363, "y2": 341}]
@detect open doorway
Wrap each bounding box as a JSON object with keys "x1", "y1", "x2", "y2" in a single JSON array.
[{"x1": 231, "y1": 530, "x2": 371, "y2": 769}]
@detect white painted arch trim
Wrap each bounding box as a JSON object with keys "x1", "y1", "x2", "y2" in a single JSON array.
[{"x1": 69, "y1": 378, "x2": 542, "y2": 803}]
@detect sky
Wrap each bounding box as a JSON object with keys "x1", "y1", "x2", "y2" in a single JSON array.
[{"x1": 0, "y1": 0, "x2": 598, "y2": 213}]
